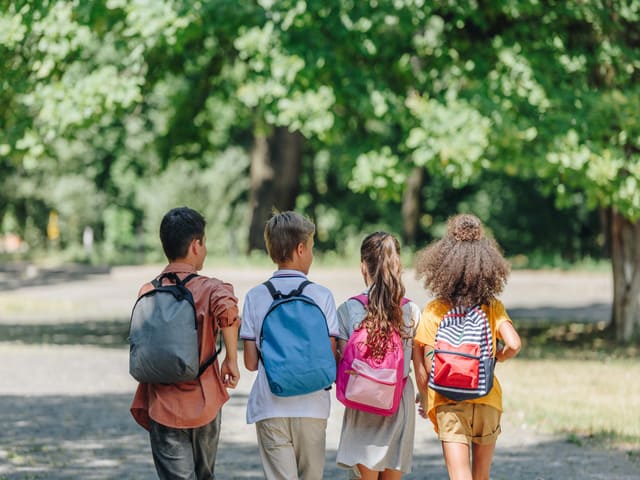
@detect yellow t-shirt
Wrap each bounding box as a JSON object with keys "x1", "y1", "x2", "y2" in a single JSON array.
[{"x1": 414, "y1": 298, "x2": 512, "y2": 432}]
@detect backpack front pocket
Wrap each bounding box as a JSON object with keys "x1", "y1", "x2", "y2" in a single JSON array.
[
  {"x1": 432, "y1": 340, "x2": 480, "y2": 389},
  {"x1": 345, "y1": 358, "x2": 397, "y2": 410}
]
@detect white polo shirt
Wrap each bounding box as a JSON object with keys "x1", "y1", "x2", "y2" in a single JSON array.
[{"x1": 240, "y1": 269, "x2": 340, "y2": 424}]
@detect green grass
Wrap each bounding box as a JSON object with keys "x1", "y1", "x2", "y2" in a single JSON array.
[
  {"x1": 500, "y1": 323, "x2": 640, "y2": 458},
  {"x1": 517, "y1": 322, "x2": 638, "y2": 360}
]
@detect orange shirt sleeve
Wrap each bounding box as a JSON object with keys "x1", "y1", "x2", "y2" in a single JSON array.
[
  {"x1": 210, "y1": 281, "x2": 239, "y2": 328},
  {"x1": 489, "y1": 299, "x2": 512, "y2": 342}
]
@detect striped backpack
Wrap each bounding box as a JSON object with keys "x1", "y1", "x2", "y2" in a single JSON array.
[{"x1": 428, "y1": 305, "x2": 495, "y2": 401}]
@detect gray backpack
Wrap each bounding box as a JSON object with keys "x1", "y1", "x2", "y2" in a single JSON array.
[{"x1": 129, "y1": 272, "x2": 220, "y2": 384}]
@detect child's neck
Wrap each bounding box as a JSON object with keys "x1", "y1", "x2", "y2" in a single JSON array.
[{"x1": 277, "y1": 262, "x2": 308, "y2": 275}]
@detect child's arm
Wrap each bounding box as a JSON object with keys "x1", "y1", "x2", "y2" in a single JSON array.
[
  {"x1": 243, "y1": 340, "x2": 259, "y2": 371},
  {"x1": 220, "y1": 323, "x2": 240, "y2": 388},
  {"x1": 412, "y1": 342, "x2": 429, "y2": 393},
  {"x1": 496, "y1": 321, "x2": 521, "y2": 362},
  {"x1": 330, "y1": 337, "x2": 338, "y2": 363},
  {"x1": 336, "y1": 338, "x2": 347, "y2": 361},
  {"x1": 413, "y1": 341, "x2": 431, "y2": 418},
  {"x1": 212, "y1": 283, "x2": 241, "y2": 388}
]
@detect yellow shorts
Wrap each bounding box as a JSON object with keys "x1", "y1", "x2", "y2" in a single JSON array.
[{"x1": 436, "y1": 403, "x2": 501, "y2": 445}]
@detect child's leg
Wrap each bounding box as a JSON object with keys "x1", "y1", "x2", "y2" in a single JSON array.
[
  {"x1": 468, "y1": 404, "x2": 500, "y2": 480},
  {"x1": 191, "y1": 415, "x2": 222, "y2": 480},
  {"x1": 356, "y1": 465, "x2": 404, "y2": 479},
  {"x1": 355, "y1": 465, "x2": 404, "y2": 480},
  {"x1": 149, "y1": 419, "x2": 197, "y2": 479},
  {"x1": 435, "y1": 403, "x2": 473, "y2": 480},
  {"x1": 255, "y1": 418, "x2": 297, "y2": 479},
  {"x1": 380, "y1": 468, "x2": 404, "y2": 480},
  {"x1": 471, "y1": 442, "x2": 496, "y2": 480},
  {"x1": 441, "y1": 441, "x2": 473, "y2": 480},
  {"x1": 290, "y1": 417, "x2": 327, "y2": 480},
  {"x1": 356, "y1": 464, "x2": 381, "y2": 480}
]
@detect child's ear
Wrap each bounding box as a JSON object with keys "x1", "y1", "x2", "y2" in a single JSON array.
[{"x1": 190, "y1": 238, "x2": 200, "y2": 255}]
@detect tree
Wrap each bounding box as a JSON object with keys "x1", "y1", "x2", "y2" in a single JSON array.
[
  {"x1": 251, "y1": 1, "x2": 640, "y2": 341},
  {"x1": 247, "y1": 126, "x2": 303, "y2": 251},
  {"x1": 0, "y1": 0, "x2": 256, "y2": 258},
  {"x1": 2, "y1": 1, "x2": 636, "y2": 342},
  {"x1": 404, "y1": 1, "x2": 640, "y2": 341},
  {"x1": 233, "y1": 1, "x2": 492, "y2": 251}
]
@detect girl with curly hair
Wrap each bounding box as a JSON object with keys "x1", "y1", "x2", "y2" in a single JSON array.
[
  {"x1": 336, "y1": 232, "x2": 422, "y2": 480},
  {"x1": 413, "y1": 214, "x2": 521, "y2": 480}
]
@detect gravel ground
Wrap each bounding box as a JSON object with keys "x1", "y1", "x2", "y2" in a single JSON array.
[{"x1": 0, "y1": 265, "x2": 637, "y2": 479}]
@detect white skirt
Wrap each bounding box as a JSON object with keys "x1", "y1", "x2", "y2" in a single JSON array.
[{"x1": 336, "y1": 379, "x2": 416, "y2": 477}]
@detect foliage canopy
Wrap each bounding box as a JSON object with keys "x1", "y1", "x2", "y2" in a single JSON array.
[{"x1": 1, "y1": 0, "x2": 638, "y2": 265}]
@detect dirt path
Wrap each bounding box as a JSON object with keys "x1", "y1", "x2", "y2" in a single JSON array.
[{"x1": 0, "y1": 265, "x2": 636, "y2": 479}]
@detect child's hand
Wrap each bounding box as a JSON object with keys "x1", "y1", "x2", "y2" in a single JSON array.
[
  {"x1": 221, "y1": 357, "x2": 240, "y2": 389},
  {"x1": 415, "y1": 393, "x2": 428, "y2": 419}
]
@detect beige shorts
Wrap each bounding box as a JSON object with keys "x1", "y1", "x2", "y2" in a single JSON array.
[
  {"x1": 255, "y1": 417, "x2": 327, "y2": 480},
  {"x1": 436, "y1": 403, "x2": 501, "y2": 445}
]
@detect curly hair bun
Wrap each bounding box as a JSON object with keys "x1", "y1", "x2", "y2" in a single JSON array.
[{"x1": 448, "y1": 214, "x2": 483, "y2": 242}]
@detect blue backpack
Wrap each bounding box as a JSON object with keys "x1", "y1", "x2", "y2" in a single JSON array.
[{"x1": 259, "y1": 280, "x2": 336, "y2": 397}]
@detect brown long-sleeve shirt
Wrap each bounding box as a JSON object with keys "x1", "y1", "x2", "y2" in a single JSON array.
[{"x1": 130, "y1": 263, "x2": 239, "y2": 430}]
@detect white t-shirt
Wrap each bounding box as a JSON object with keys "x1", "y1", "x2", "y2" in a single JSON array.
[{"x1": 240, "y1": 269, "x2": 340, "y2": 424}]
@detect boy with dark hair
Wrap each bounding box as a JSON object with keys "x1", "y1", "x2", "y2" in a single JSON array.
[
  {"x1": 130, "y1": 206, "x2": 240, "y2": 480},
  {"x1": 159, "y1": 207, "x2": 207, "y2": 260},
  {"x1": 240, "y1": 211, "x2": 339, "y2": 480}
]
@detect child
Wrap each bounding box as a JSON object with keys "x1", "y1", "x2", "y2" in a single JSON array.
[
  {"x1": 336, "y1": 232, "x2": 422, "y2": 480},
  {"x1": 240, "y1": 210, "x2": 339, "y2": 480},
  {"x1": 130, "y1": 207, "x2": 240, "y2": 480},
  {"x1": 413, "y1": 213, "x2": 521, "y2": 480}
]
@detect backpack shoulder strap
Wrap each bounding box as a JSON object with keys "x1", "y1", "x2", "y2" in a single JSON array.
[
  {"x1": 292, "y1": 280, "x2": 312, "y2": 296},
  {"x1": 470, "y1": 305, "x2": 494, "y2": 356},
  {"x1": 264, "y1": 279, "x2": 313, "y2": 299},
  {"x1": 263, "y1": 280, "x2": 281, "y2": 300},
  {"x1": 197, "y1": 334, "x2": 223, "y2": 377},
  {"x1": 152, "y1": 272, "x2": 199, "y2": 288},
  {"x1": 350, "y1": 294, "x2": 369, "y2": 306},
  {"x1": 180, "y1": 273, "x2": 199, "y2": 286},
  {"x1": 350, "y1": 294, "x2": 411, "y2": 307}
]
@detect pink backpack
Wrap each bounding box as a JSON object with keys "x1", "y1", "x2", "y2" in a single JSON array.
[{"x1": 336, "y1": 294, "x2": 409, "y2": 416}]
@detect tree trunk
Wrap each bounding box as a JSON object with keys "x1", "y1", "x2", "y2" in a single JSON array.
[
  {"x1": 610, "y1": 208, "x2": 640, "y2": 343},
  {"x1": 401, "y1": 166, "x2": 424, "y2": 246},
  {"x1": 247, "y1": 126, "x2": 303, "y2": 252}
]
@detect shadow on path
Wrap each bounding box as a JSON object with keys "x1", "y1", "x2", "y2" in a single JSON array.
[
  {"x1": 0, "y1": 263, "x2": 111, "y2": 291},
  {"x1": 1, "y1": 394, "x2": 637, "y2": 480},
  {"x1": 0, "y1": 320, "x2": 129, "y2": 348},
  {"x1": 510, "y1": 303, "x2": 611, "y2": 324}
]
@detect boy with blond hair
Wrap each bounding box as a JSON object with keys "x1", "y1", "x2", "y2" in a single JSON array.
[{"x1": 240, "y1": 211, "x2": 339, "y2": 480}]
